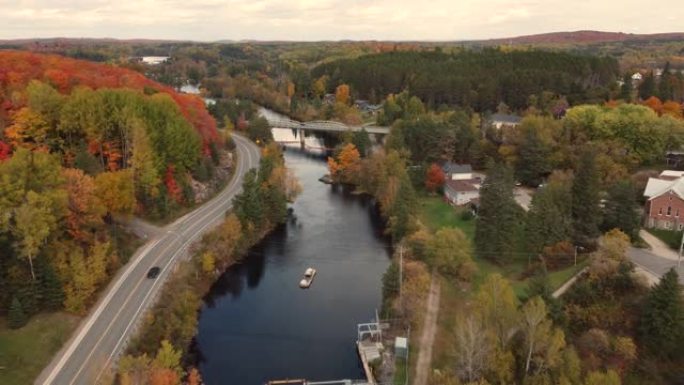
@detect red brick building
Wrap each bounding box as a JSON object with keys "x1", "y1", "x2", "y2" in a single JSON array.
[{"x1": 643, "y1": 173, "x2": 684, "y2": 230}]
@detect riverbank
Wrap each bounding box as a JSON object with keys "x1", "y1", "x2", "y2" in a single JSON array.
[{"x1": 117, "y1": 142, "x2": 299, "y2": 383}]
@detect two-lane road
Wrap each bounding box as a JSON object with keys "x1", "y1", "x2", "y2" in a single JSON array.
[{"x1": 36, "y1": 134, "x2": 261, "y2": 385}]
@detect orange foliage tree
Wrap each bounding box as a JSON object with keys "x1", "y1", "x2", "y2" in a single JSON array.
[
  {"x1": 335, "y1": 84, "x2": 351, "y2": 105},
  {"x1": 662, "y1": 101, "x2": 683, "y2": 119},
  {"x1": 328, "y1": 143, "x2": 361, "y2": 184},
  {"x1": 425, "y1": 163, "x2": 446, "y2": 193},
  {"x1": 643, "y1": 96, "x2": 663, "y2": 115}
]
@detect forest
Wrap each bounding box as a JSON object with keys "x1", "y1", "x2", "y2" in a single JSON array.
[
  {"x1": 311, "y1": 50, "x2": 620, "y2": 111},
  {"x1": 0, "y1": 51, "x2": 223, "y2": 326}
]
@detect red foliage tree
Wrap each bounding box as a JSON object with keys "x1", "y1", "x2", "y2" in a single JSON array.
[
  {"x1": 0, "y1": 140, "x2": 10, "y2": 161},
  {"x1": 164, "y1": 165, "x2": 182, "y2": 204},
  {"x1": 425, "y1": 163, "x2": 446, "y2": 193}
]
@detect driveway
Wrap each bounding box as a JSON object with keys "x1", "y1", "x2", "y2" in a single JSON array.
[{"x1": 627, "y1": 247, "x2": 684, "y2": 285}]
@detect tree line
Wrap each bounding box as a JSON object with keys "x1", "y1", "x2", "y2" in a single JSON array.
[{"x1": 311, "y1": 49, "x2": 620, "y2": 111}]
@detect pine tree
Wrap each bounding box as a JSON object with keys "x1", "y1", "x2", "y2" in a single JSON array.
[
  {"x1": 475, "y1": 163, "x2": 520, "y2": 264},
  {"x1": 526, "y1": 183, "x2": 572, "y2": 253},
  {"x1": 515, "y1": 126, "x2": 551, "y2": 187},
  {"x1": 602, "y1": 180, "x2": 640, "y2": 240},
  {"x1": 639, "y1": 71, "x2": 656, "y2": 100},
  {"x1": 620, "y1": 73, "x2": 632, "y2": 102},
  {"x1": 572, "y1": 150, "x2": 601, "y2": 247},
  {"x1": 8, "y1": 296, "x2": 28, "y2": 329},
  {"x1": 39, "y1": 259, "x2": 65, "y2": 310},
  {"x1": 658, "y1": 62, "x2": 673, "y2": 101},
  {"x1": 639, "y1": 268, "x2": 684, "y2": 357}
]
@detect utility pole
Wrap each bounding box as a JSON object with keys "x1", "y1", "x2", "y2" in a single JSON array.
[
  {"x1": 679, "y1": 231, "x2": 684, "y2": 269},
  {"x1": 399, "y1": 244, "x2": 404, "y2": 302}
]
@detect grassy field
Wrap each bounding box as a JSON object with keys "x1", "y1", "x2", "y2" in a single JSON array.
[
  {"x1": 417, "y1": 196, "x2": 475, "y2": 239},
  {"x1": 0, "y1": 312, "x2": 81, "y2": 385}
]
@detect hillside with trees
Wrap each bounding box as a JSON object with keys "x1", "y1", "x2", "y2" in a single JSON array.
[{"x1": 0, "y1": 51, "x2": 224, "y2": 326}]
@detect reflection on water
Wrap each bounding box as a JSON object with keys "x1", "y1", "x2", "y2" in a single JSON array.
[{"x1": 195, "y1": 147, "x2": 392, "y2": 385}]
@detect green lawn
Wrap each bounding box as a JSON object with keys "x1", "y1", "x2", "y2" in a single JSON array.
[
  {"x1": 645, "y1": 228, "x2": 682, "y2": 250},
  {"x1": 417, "y1": 196, "x2": 475, "y2": 239},
  {"x1": 0, "y1": 312, "x2": 81, "y2": 385}
]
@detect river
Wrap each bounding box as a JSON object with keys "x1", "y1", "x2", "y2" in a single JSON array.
[{"x1": 194, "y1": 129, "x2": 392, "y2": 384}]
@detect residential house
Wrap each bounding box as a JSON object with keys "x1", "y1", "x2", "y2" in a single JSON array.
[
  {"x1": 442, "y1": 162, "x2": 473, "y2": 180},
  {"x1": 444, "y1": 178, "x2": 481, "y2": 206},
  {"x1": 643, "y1": 171, "x2": 684, "y2": 230},
  {"x1": 488, "y1": 113, "x2": 522, "y2": 130}
]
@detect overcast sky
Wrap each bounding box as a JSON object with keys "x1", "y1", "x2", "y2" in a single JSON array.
[{"x1": 1, "y1": 0, "x2": 683, "y2": 41}]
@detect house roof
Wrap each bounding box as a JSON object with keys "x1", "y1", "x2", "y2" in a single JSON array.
[
  {"x1": 659, "y1": 170, "x2": 684, "y2": 179},
  {"x1": 443, "y1": 162, "x2": 472, "y2": 174},
  {"x1": 445, "y1": 179, "x2": 479, "y2": 193},
  {"x1": 644, "y1": 177, "x2": 684, "y2": 200},
  {"x1": 489, "y1": 113, "x2": 522, "y2": 125}
]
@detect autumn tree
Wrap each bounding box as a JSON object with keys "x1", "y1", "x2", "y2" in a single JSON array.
[
  {"x1": 63, "y1": 168, "x2": 105, "y2": 241},
  {"x1": 328, "y1": 143, "x2": 361, "y2": 184},
  {"x1": 0, "y1": 149, "x2": 67, "y2": 280},
  {"x1": 427, "y1": 228, "x2": 476, "y2": 280},
  {"x1": 425, "y1": 163, "x2": 446, "y2": 193},
  {"x1": 95, "y1": 169, "x2": 136, "y2": 216},
  {"x1": 335, "y1": 84, "x2": 351, "y2": 105}
]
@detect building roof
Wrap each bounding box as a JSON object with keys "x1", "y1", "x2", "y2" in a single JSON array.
[
  {"x1": 443, "y1": 162, "x2": 472, "y2": 175},
  {"x1": 445, "y1": 179, "x2": 479, "y2": 193},
  {"x1": 660, "y1": 170, "x2": 684, "y2": 179},
  {"x1": 489, "y1": 113, "x2": 522, "y2": 125},
  {"x1": 644, "y1": 177, "x2": 684, "y2": 200}
]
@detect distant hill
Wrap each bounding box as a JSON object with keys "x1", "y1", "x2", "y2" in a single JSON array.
[{"x1": 479, "y1": 30, "x2": 684, "y2": 45}]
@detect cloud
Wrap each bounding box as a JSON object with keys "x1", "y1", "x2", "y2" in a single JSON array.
[{"x1": 0, "y1": 0, "x2": 683, "y2": 40}]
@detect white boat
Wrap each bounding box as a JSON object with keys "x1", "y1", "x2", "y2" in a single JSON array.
[{"x1": 299, "y1": 267, "x2": 317, "y2": 288}]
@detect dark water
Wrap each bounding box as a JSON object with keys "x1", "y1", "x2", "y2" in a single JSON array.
[{"x1": 195, "y1": 142, "x2": 392, "y2": 384}]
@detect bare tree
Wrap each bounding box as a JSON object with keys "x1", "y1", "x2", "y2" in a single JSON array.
[{"x1": 455, "y1": 315, "x2": 490, "y2": 383}]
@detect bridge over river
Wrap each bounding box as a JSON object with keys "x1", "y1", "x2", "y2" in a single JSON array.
[{"x1": 259, "y1": 107, "x2": 390, "y2": 135}]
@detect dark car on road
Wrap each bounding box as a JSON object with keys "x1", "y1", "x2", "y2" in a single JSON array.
[{"x1": 146, "y1": 266, "x2": 161, "y2": 279}]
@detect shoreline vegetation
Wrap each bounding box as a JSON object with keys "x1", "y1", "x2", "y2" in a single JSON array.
[{"x1": 115, "y1": 141, "x2": 300, "y2": 385}]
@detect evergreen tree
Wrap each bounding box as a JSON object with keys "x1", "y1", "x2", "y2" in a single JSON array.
[
  {"x1": 475, "y1": 163, "x2": 521, "y2": 264},
  {"x1": 639, "y1": 268, "x2": 684, "y2": 357},
  {"x1": 515, "y1": 126, "x2": 551, "y2": 187},
  {"x1": 525, "y1": 181, "x2": 572, "y2": 253},
  {"x1": 39, "y1": 258, "x2": 65, "y2": 310},
  {"x1": 8, "y1": 296, "x2": 28, "y2": 329},
  {"x1": 602, "y1": 180, "x2": 640, "y2": 240},
  {"x1": 619, "y1": 73, "x2": 632, "y2": 102},
  {"x1": 352, "y1": 128, "x2": 372, "y2": 158},
  {"x1": 233, "y1": 169, "x2": 263, "y2": 227},
  {"x1": 639, "y1": 71, "x2": 656, "y2": 100},
  {"x1": 572, "y1": 150, "x2": 601, "y2": 247},
  {"x1": 658, "y1": 62, "x2": 673, "y2": 101}
]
